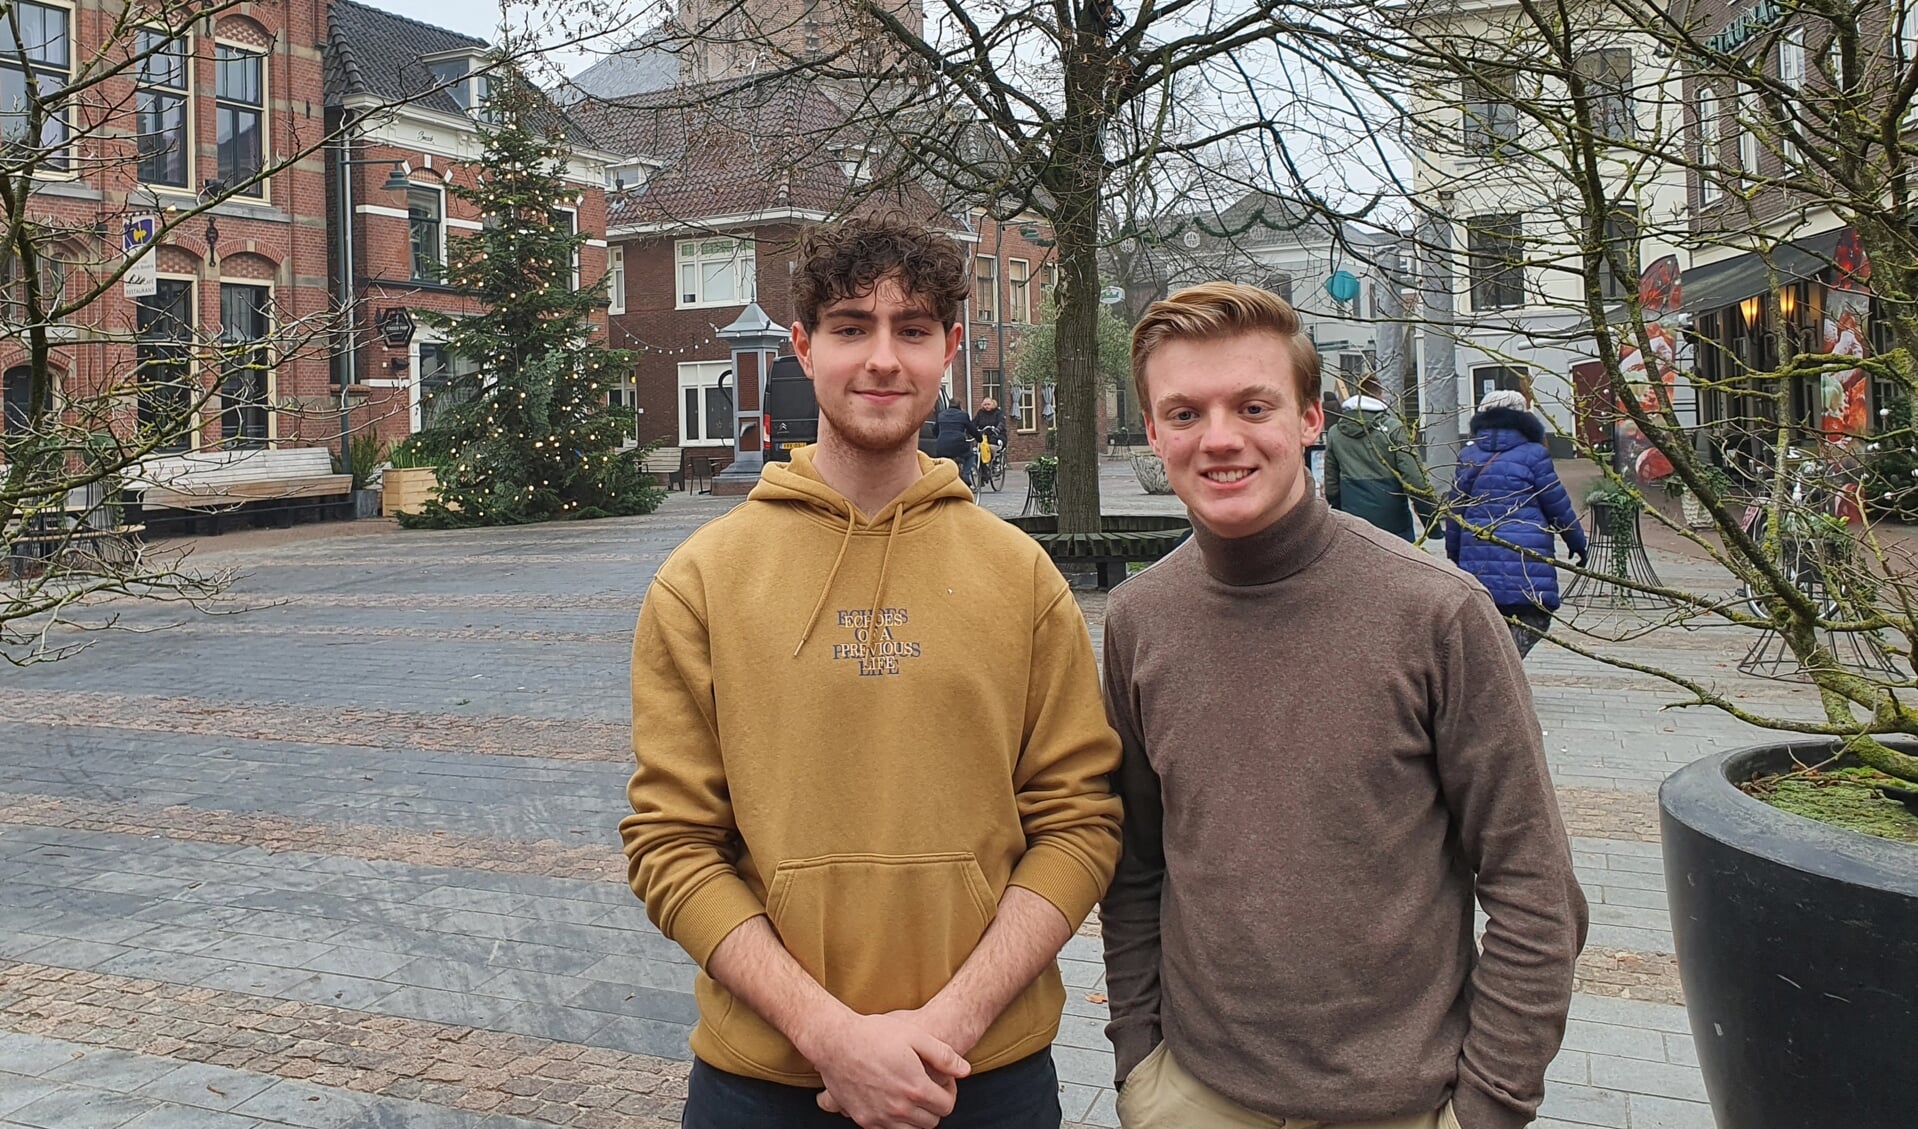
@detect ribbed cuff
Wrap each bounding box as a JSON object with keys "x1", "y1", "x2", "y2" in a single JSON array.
[
  {"x1": 1008, "y1": 843, "x2": 1107, "y2": 931},
  {"x1": 667, "y1": 875, "x2": 767, "y2": 968},
  {"x1": 1450, "y1": 1081, "x2": 1531, "y2": 1129}
]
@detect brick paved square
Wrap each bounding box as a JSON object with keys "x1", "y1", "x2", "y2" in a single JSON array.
[{"x1": 0, "y1": 473, "x2": 1757, "y2": 1127}]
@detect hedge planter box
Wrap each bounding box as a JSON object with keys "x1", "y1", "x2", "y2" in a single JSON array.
[
  {"x1": 380, "y1": 467, "x2": 439, "y2": 517},
  {"x1": 1660, "y1": 740, "x2": 1918, "y2": 1129}
]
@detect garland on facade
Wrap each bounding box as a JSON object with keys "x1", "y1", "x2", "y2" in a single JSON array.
[{"x1": 401, "y1": 60, "x2": 662, "y2": 528}]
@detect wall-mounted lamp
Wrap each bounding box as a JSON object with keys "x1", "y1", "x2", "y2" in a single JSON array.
[
  {"x1": 973, "y1": 335, "x2": 989, "y2": 352},
  {"x1": 1776, "y1": 286, "x2": 1797, "y2": 321},
  {"x1": 1738, "y1": 293, "x2": 1763, "y2": 327}
]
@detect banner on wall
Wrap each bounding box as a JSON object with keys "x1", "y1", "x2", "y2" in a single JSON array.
[
  {"x1": 1615, "y1": 255, "x2": 1683, "y2": 484},
  {"x1": 1820, "y1": 229, "x2": 1871, "y2": 441}
]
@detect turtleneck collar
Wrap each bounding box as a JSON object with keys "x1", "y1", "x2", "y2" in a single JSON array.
[{"x1": 1189, "y1": 490, "x2": 1338, "y2": 587}]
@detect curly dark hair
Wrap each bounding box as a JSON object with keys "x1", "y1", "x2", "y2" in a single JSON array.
[{"x1": 791, "y1": 218, "x2": 970, "y2": 331}]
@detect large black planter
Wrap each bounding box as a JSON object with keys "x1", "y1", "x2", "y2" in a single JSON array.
[{"x1": 1660, "y1": 741, "x2": 1918, "y2": 1128}]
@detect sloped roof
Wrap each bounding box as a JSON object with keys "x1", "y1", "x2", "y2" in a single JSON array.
[
  {"x1": 576, "y1": 77, "x2": 952, "y2": 230},
  {"x1": 328, "y1": 0, "x2": 487, "y2": 117},
  {"x1": 557, "y1": 35, "x2": 680, "y2": 104},
  {"x1": 327, "y1": 0, "x2": 595, "y2": 146}
]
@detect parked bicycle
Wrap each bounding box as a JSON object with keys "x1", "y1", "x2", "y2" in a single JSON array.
[
  {"x1": 977, "y1": 426, "x2": 1007, "y2": 493},
  {"x1": 1730, "y1": 446, "x2": 1857, "y2": 621}
]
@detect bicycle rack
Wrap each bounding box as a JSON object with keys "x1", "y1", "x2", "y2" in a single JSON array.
[{"x1": 1563, "y1": 500, "x2": 1676, "y2": 611}]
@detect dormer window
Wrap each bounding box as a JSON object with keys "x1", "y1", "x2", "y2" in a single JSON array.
[
  {"x1": 834, "y1": 146, "x2": 872, "y2": 186},
  {"x1": 605, "y1": 160, "x2": 653, "y2": 192},
  {"x1": 425, "y1": 51, "x2": 494, "y2": 119}
]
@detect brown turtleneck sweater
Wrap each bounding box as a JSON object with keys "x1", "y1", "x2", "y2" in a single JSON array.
[{"x1": 1099, "y1": 493, "x2": 1587, "y2": 1129}]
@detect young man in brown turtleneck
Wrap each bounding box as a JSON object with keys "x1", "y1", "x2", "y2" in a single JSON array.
[{"x1": 1099, "y1": 281, "x2": 1589, "y2": 1129}]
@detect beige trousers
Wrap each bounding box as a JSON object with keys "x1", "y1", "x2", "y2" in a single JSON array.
[{"x1": 1115, "y1": 1042, "x2": 1464, "y2": 1129}]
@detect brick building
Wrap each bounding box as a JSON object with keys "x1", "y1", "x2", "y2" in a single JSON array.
[
  {"x1": 325, "y1": 0, "x2": 619, "y2": 449},
  {"x1": 0, "y1": 0, "x2": 335, "y2": 454},
  {"x1": 574, "y1": 77, "x2": 1076, "y2": 477}
]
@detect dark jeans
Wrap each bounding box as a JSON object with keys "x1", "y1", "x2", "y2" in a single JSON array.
[
  {"x1": 682, "y1": 1050, "x2": 1061, "y2": 1129},
  {"x1": 1503, "y1": 604, "x2": 1553, "y2": 658}
]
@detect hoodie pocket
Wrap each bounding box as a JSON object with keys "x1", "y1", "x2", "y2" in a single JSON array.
[
  {"x1": 711, "y1": 852, "x2": 1001, "y2": 1076},
  {"x1": 767, "y1": 851, "x2": 997, "y2": 1008}
]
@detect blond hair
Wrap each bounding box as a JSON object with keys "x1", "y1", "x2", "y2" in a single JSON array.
[{"x1": 1130, "y1": 281, "x2": 1323, "y2": 415}]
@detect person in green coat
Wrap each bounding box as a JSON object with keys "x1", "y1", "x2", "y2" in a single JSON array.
[{"x1": 1323, "y1": 381, "x2": 1435, "y2": 540}]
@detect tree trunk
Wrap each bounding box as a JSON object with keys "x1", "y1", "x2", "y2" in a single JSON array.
[{"x1": 1050, "y1": 12, "x2": 1109, "y2": 536}]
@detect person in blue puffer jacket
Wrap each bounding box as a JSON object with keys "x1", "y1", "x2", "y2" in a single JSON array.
[{"x1": 1446, "y1": 390, "x2": 1589, "y2": 657}]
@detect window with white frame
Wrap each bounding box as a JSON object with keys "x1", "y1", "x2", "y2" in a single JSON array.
[
  {"x1": 1009, "y1": 258, "x2": 1030, "y2": 323},
  {"x1": 1697, "y1": 87, "x2": 1720, "y2": 204},
  {"x1": 607, "y1": 246, "x2": 625, "y2": 314},
  {"x1": 1572, "y1": 48, "x2": 1633, "y2": 141},
  {"x1": 1014, "y1": 385, "x2": 1038, "y2": 432},
  {"x1": 1779, "y1": 27, "x2": 1805, "y2": 88},
  {"x1": 552, "y1": 207, "x2": 578, "y2": 290},
  {"x1": 409, "y1": 186, "x2": 444, "y2": 283},
  {"x1": 1461, "y1": 68, "x2": 1520, "y2": 155},
  {"x1": 1466, "y1": 214, "x2": 1525, "y2": 311},
  {"x1": 678, "y1": 360, "x2": 733, "y2": 445},
  {"x1": 429, "y1": 55, "x2": 495, "y2": 119},
  {"x1": 1736, "y1": 95, "x2": 1758, "y2": 184},
  {"x1": 677, "y1": 238, "x2": 754, "y2": 308},
  {"x1": 1, "y1": 1, "x2": 70, "y2": 171},
  {"x1": 975, "y1": 256, "x2": 998, "y2": 323},
  {"x1": 216, "y1": 44, "x2": 265, "y2": 195},
  {"x1": 218, "y1": 283, "x2": 271, "y2": 447},
  {"x1": 135, "y1": 27, "x2": 189, "y2": 187},
  {"x1": 608, "y1": 372, "x2": 640, "y2": 445},
  {"x1": 1903, "y1": 0, "x2": 1918, "y2": 65},
  {"x1": 136, "y1": 278, "x2": 194, "y2": 452}
]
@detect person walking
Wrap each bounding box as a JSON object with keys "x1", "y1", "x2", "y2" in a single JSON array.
[
  {"x1": 1323, "y1": 378, "x2": 1435, "y2": 539},
  {"x1": 1101, "y1": 282, "x2": 1587, "y2": 1129},
  {"x1": 1447, "y1": 389, "x2": 1589, "y2": 658},
  {"x1": 621, "y1": 217, "x2": 1121, "y2": 1129}
]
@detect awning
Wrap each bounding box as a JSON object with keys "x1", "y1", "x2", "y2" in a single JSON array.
[{"x1": 1679, "y1": 227, "x2": 1847, "y2": 314}]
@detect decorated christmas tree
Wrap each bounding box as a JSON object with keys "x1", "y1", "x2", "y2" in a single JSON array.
[{"x1": 401, "y1": 60, "x2": 661, "y2": 527}]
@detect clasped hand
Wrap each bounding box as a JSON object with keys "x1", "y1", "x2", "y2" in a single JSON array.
[{"x1": 807, "y1": 1006, "x2": 976, "y2": 1128}]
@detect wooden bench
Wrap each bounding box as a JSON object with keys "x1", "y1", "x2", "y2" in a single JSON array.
[
  {"x1": 640, "y1": 444, "x2": 685, "y2": 491},
  {"x1": 3, "y1": 481, "x2": 145, "y2": 578},
  {"x1": 1005, "y1": 514, "x2": 1192, "y2": 589},
  {"x1": 126, "y1": 447, "x2": 353, "y2": 529}
]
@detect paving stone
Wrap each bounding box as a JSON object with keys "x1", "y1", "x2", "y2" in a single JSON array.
[
  {"x1": 0, "y1": 1033, "x2": 88, "y2": 1077},
  {"x1": 41, "y1": 1047, "x2": 182, "y2": 1092},
  {"x1": 1625, "y1": 1093, "x2": 1719, "y2": 1129},
  {"x1": 0, "y1": 1078, "x2": 63, "y2": 1119},
  {"x1": 133, "y1": 1062, "x2": 279, "y2": 1111},
  {"x1": 120, "y1": 1105, "x2": 266, "y2": 1129},
  {"x1": 6, "y1": 1086, "x2": 160, "y2": 1129},
  {"x1": 1588, "y1": 1056, "x2": 1711, "y2": 1103}
]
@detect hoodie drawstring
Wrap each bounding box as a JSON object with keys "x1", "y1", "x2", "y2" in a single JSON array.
[
  {"x1": 792, "y1": 507, "x2": 859, "y2": 658},
  {"x1": 864, "y1": 506, "x2": 904, "y2": 645}
]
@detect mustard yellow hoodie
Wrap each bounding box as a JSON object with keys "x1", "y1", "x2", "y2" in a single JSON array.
[{"x1": 620, "y1": 447, "x2": 1122, "y2": 1086}]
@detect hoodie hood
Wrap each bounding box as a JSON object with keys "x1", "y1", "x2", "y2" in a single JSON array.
[
  {"x1": 1469, "y1": 406, "x2": 1546, "y2": 451},
  {"x1": 751, "y1": 444, "x2": 974, "y2": 657},
  {"x1": 752, "y1": 445, "x2": 972, "y2": 526}
]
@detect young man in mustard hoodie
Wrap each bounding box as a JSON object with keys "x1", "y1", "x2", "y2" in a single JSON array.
[{"x1": 621, "y1": 218, "x2": 1122, "y2": 1129}]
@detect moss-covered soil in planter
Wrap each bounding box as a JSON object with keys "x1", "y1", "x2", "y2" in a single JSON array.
[{"x1": 1741, "y1": 768, "x2": 1918, "y2": 844}]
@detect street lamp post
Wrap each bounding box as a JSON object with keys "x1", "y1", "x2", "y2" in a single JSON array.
[{"x1": 334, "y1": 141, "x2": 413, "y2": 463}]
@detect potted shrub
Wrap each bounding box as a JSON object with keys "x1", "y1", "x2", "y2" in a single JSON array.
[
  {"x1": 1664, "y1": 463, "x2": 1734, "y2": 529},
  {"x1": 380, "y1": 438, "x2": 442, "y2": 518},
  {"x1": 343, "y1": 435, "x2": 385, "y2": 519}
]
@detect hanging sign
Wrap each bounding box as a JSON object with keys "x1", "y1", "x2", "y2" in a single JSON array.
[
  {"x1": 376, "y1": 307, "x2": 417, "y2": 348},
  {"x1": 122, "y1": 214, "x2": 158, "y2": 299}
]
